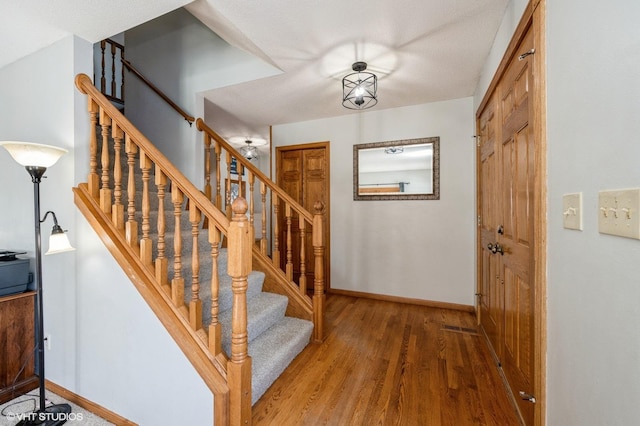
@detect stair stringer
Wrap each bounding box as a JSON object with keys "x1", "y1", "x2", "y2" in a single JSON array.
[{"x1": 73, "y1": 182, "x2": 231, "y2": 425}]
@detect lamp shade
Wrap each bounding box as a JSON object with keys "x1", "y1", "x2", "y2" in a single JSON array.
[
  {"x1": 0, "y1": 141, "x2": 67, "y2": 168},
  {"x1": 45, "y1": 226, "x2": 75, "y2": 255}
]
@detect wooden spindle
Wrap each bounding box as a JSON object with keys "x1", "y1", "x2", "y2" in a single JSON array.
[
  {"x1": 100, "y1": 40, "x2": 106, "y2": 94},
  {"x1": 299, "y1": 219, "x2": 307, "y2": 295},
  {"x1": 208, "y1": 225, "x2": 221, "y2": 355},
  {"x1": 248, "y1": 172, "x2": 255, "y2": 240},
  {"x1": 273, "y1": 195, "x2": 281, "y2": 267},
  {"x1": 110, "y1": 42, "x2": 117, "y2": 97},
  {"x1": 171, "y1": 187, "x2": 184, "y2": 307},
  {"x1": 203, "y1": 133, "x2": 212, "y2": 202},
  {"x1": 225, "y1": 155, "x2": 232, "y2": 220},
  {"x1": 189, "y1": 199, "x2": 202, "y2": 331},
  {"x1": 88, "y1": 99, "x2": 99, "y2": 199},
  {"x1": 111, "y1": 124, "x2": 124, "y2": 230},
  {"x1": 260, "y1": 182, "x2": 267, "y2": 255},
  {"x1": 214, "y1": 141, "x2": 222, "y2": 210},
  {"x1": 155, "y1": 166, "x2": 168, "y2": 288},
  {"x1": 227, "y1": 197, "x2": 252, "y2": 424},
  {"x1": 313, "y1": 201, "x2": 326, "y2": 343},
  {"x1": 285, "y1": 204, "x2": 293, "y2": 281},
  {"x1": 125, "y1": 135, "x2": 139, "y2": 250},
  {"x1": 99, "y1": 108, "x2": 112, "y2": 214},
  {"x1": 139, "y1": 150, "x2": 152, "y2": 267},
  {"x1": 119, "y1": 45, "x2": 125, "y2": 102}
]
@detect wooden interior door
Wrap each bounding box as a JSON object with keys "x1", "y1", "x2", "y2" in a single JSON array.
[
  {"x1": 478, "y1": 95, "x2": 502, "y2": 360},
  {"x1": 499, "y1": 27, "x2": 536, "y2": 425},
  {"x1": 477, "y1": 15, "x2": 542, "y2": 426},
  {"x1": 277, "y1": 142, "x2": 330, "y2": 292}
]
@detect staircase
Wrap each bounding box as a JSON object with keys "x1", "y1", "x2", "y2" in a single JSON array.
[
  {"x1": 73, "y1": 73, "x2": 326, "y2": 425},
  {"x1": 139, "y1": 154, "x2": 314, "y2": 405}
]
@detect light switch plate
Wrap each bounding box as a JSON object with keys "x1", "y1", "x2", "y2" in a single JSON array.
[
  {"x1": 563, "y1": 193, "x2": 583, "y2": 230},
  {"x1": 598, "y1": 188, "x2": 640, "y2": 239}
]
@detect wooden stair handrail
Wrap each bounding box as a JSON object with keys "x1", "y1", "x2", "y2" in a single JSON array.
[
  {"x1": 195, "y1": 118, "x2": 313, "y2": 223},
  {"x1": 76, "y1": 73, "x2": 227, "y2": 229},
  {"x1": 121, "y1": 59, "x2": 195, "y2": 126}
]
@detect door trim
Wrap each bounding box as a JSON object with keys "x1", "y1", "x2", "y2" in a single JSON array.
[
  {"x1": 275, "y1": 141, "x2": 331, "y2": 292},
  {"x1": 475, "y1": 1, "x2": 546, "y2": 425}
]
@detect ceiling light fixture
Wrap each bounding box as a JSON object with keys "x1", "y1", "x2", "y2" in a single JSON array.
[
  {"x1": 342, "y1": 61, "x2": 378, "y2": 110},
  {"x1": 240, "y1": 140, "x2": 258, "y2": 161}
]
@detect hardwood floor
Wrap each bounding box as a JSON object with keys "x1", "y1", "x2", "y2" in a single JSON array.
[{"x1": 252, "y1": 294, "x2": 521, "y2": 425}]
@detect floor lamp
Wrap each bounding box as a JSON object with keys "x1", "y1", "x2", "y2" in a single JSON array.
[{"x1": 0, "y1": 141, "x2": 75, "y2": 426}]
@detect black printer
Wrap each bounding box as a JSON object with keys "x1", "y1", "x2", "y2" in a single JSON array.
[{"x1": 0, "y1": 250, "x2": 32, "y2": 297}]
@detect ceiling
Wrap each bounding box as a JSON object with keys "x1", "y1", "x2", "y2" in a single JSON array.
[{"x1": 0, "y1": 0, "x2": 510, "y2": 146}]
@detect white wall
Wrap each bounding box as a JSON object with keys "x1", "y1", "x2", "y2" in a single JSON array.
[
  {"x1": 0, "y1": 35, "x2": 213, "y2": 424},
  {"x1": 273, "y1": 98, "x2": 476, "y2": 306},
  {"x1": 0, "y1": 35, "x2": 86, "y2": 389},
  {"x1": 545, "y1": 1, "x2": 640, "y2": 424},
  {"x1": 125, "y1": 8, "x2": 280, "y2": 184}
]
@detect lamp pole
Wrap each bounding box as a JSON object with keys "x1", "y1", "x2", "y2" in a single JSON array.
[{"x1": 28, "y1": 166, "x2": 50, "y2": 416}]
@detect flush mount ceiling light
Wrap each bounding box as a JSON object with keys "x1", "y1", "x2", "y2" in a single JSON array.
[
  {"x1": 240, "y1": 140, "x2": 259, "y2": 160},
  {"x1": 342, "y1": 61, "x2": 378, "y2": 110}
]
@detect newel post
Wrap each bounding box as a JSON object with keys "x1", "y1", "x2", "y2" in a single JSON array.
[
  {"x1": 312, "y1": 201, "x2": 326, "y2": 343},
  {"x1": 227, "y1": 197, "x2": 252, "y2": 425}
]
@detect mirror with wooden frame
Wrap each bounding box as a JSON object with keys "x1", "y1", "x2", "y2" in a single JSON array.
[{"x1": 353, "y1": 137, "x2": 440, "y2": 200}]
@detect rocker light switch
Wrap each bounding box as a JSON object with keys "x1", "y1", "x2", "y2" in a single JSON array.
[{"x1": 563, "y1": 193, "x2": 583, "y2": 230}]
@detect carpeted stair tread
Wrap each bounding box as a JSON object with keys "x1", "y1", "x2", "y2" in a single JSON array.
[
  {"x1": 219, "y1": 292, "x2": 289, "y2": 355},
  {"x1": 249, "y1": 317, "x2": 314, "y2": 405},
  {"x1": 183, "y1": 270, "x2": 265, "y2": 325}
]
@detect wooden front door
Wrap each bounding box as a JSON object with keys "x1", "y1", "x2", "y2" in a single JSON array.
[
  {"x1": 477, "y1": 7, "x2": 544, "y2": 425},
  {"x1": 276, "y1": 142, "x2": 330, "y2": 292}
]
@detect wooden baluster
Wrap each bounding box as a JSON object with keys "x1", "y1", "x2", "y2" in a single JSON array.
[
  {"x1": 203, "y1": 133, "x2": 212, "y2": 202},
  {"x1": 100, "y1": 40, "x2": 106, "y2": 94},
  {"x1": 155, "y1": 166, "x2": 168, "y2": 288},
  {"x1": 273, "y1": 195, "x2": 281, "y2": 267},
  {"x1": 119, "y1": 45, "x2": 125, "y2": 102},
  {"x1": 99, "y1": 108, "x2": 112, "y2": 214},
  {"x1": 299, "y1": 219, "x2": 307, "y2": 295},
  {"x1": 112, "y1": 124, "x2": 124, "y2": 230},
  {"x1": 227, "y1": 197, "x2": 252, "y2": 425},
  {"x1": 214, "y1": 141, "x2": 222, "y2": 210},
  {"x1": 189, "y1": 199, "x2": 202, "y2": 331},
  {"x1": 260, "y1": 182, "x2": 267, "y2": 255},
  {"x1": 171, "y1": 187, "x2": 184, "y2": 307},
  {"x1": 139, "y1": 150, "x2": 152, "y2": 267},
  {"x1": 88, "y1": 99, "x2": 99, "y2": 199},
  {"x1": 208, "y1": 225, "x2": 221, "y2": 355},
  {"x1": 110, "y1": 42, "x2": 117, "y2": 98},
  {"x1": 225, "y1": 154, "x2": 232, "y2": 220},
  {"x1": 202, "y1": 134, "x2": 212, "y2": 230},
  {"x1": 285, "y1": 204, "x2": 293, "y2": 281},
  {"x1": 125, "y1": 135, "x2": 139, "y2": 250},
  {"x1": 248, "y1": 171, "x2": 255, "y2": 242},
  {"x1": 313, "y1": 201, "x2": 326, "y2": 343}
]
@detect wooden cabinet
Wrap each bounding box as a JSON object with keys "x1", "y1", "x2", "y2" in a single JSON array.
[{"x1": 0, "y1": 291, "x2": 38, "y2": 404}]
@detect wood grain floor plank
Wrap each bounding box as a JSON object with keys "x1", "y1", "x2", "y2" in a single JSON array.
[{"x1": 252, "y1": 295, "x2": 521, "y2": 425}]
